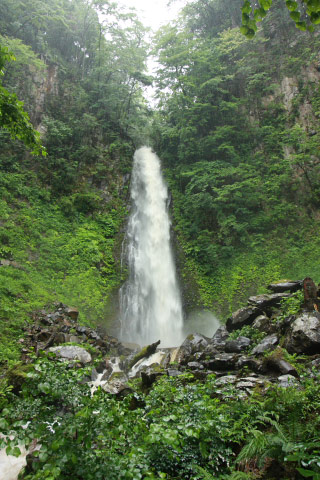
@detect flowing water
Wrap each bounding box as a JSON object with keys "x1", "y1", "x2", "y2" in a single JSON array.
[{"x1": 120, "y1": 146, "x2": 184, "y2": 348}]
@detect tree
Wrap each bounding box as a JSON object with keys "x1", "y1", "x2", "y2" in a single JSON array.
[
  {"x1": 240, "y1": 0, "x2": 320, "y2": 37},
  {"x1": 0, "y1": 44, "x2": 45, "y2": 155}
]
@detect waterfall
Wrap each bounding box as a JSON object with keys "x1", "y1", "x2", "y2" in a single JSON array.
[{"x1": 120, "y1": 146, "x2": 184, "y2": 348}]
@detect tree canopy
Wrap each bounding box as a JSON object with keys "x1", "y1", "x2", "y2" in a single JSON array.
[
  {"x1": 0, "y1": 44, "x2": 45, "y2": 155},
  {"x1": 240, "y1": 0, "x2": 320, "y2": 37}
]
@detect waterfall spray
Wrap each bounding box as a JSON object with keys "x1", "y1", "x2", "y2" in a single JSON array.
[{"x1": 120, "y1": 147, "x2": 184, "y2": 347}]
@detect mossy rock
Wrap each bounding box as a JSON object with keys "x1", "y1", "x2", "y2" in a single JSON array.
[
  {"x1": 7, "y1": 362, "x2": 34, "y2": 391},
  {"x1": 128, "y1": 340, "x2": 160, "y2": 369}
]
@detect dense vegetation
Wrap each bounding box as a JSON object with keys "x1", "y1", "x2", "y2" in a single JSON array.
[
  {"x1": 0, "y1": 0, "x2": 151, "y2": 366},
  {"x1": 152, "y1": 0, "x2": 320, "y2": 314},
  {"x1": 1, "y1": 1, "x2": 320, "y2": 479},
  {"x1": 2, "y1": 343, "x2": 320, "y2": 480}
]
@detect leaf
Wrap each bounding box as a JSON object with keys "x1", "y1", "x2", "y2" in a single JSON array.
[
  {"x1": 296, "y1": 21, "x2": 307, "y2": 29},
  {"x1": 297, "y1": 467, "x2": 318, "y2": 478},
  {"x1": 290, "y1": 10, "x2": 301, "y2": 21},
  {"x1": 242, "y1": 1, "x2": 252, "y2": 14},
  {"x1": 286, "y1": 0, "x2": 299, "y2": 11},
  {"x1": 307, "y1": 0, "x2": 320, "y2": 12},
  {"x1": 310, "y1": 11, "x2": 320, "y2": 23},
  {"x1": 246, "y1": 28, "x2": 256, "y2": 38},
  {"x1": 242, "y1": 13, "x2": 250, "y2": 24},
  {"x1": 259, "y1": 0, "x2": 272, "y2": 10},
  {"x1": 12, "y1": 446, "x2": 22, "y2": 457},
  {"x1": 240, "y1": 26, "x2": 249, "y2": 35},
  {"x1": 38, "y1": 382, "x2": 50, "y2": 394}
]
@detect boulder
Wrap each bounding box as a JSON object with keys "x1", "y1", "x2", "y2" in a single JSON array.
[
  {"x1": 215, "y1": 375, "x2": 237, "y2": 386},
  {"x1": 226, "y1": 306, "x2": 260, "y2": 332},
  {"x1": 53, "y1": 332, "x2": 66, "y2": 345},
  {"x1": 167, "y1": 368, "x2": 184, "y2": 377},
  {"x1": 76, "y1": 326, "x2": 88, "y2": 335},
  {"x1": 102, "y1": 372, "x2": 131, "y2": 396},
  {"x1": 277, "y1": 374, "x2": 299, "y2": 388},
  {"x1": 252, "y1": 315, "x2": 271, "y2": 332},
  {"x1": 141, "y1": 365, "x2": 165, "y2": 387},
  {"x1": 268, "y1": 281, "x2": 302, "y2": 293},
  {"x1": 128, "y1": 340, "x2": 161, "y2": 369},
  {"x1": 181, "y1": 333, "x2": 210, "y2": 355},
  {"x1": 302, "y1": 277, "x2": 319, "y2": 311},
  {"x1": 236, "y1": 355, "x2": 262, "y2": 373},
  {"x1": 206, "y1": 353, "x2": 238, "y2": 371},
  {"x1": 248, "y1": 293, "x2": 291, "y2": 310},
  {"x1": 48, "y1": 346, "x2": 92, "y2": 364},
  {"x1": 285, "y1": 313, "x2": 320, "y2": 354},
  {"x1": 225, "y1": 336, "x2": 251, "y2": 353},
  {"x1": 251, "y1": 334, "x2": 279, "y2": 355},
  {"x1": 264, "y1": 348, "x2": 299, "y2": 377},
  {"x1": 171, "y1": 333, "x2": 210, "y2": 365},
  {"x1": 35, "y1": 330, "x2": 52, "y2": 342},
  {"x1": 212, "y1": 325, "x2": 229, "y2": 342},
  {"x1": 187, "y1": 361, "x2": 204, "y2": 370},
  {"x1": 66, "y1": 308, "x2": 79, "y2": 321}
]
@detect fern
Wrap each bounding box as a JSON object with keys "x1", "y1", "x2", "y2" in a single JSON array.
[{"x1": 224, "y1": 472, "x2": 256, "y2": 480}]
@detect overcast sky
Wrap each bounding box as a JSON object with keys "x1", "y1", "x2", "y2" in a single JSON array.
[{"x1": 119, "y1": 0, "x2": 186, "y2": 31}]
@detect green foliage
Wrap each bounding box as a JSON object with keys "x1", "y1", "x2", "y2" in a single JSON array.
[
  {"x1": 152, "y1": 0, "x2": 320, "y2": 315},
  {"x1": 0, "y1": 43, "x2": 45, "y2": 155},
  {"x1": 1, "y1": 354, "x2": 320, "y2": 479},
  {"x1": 0, "y1": 169, "x2": 127, "y2": 368},
  {"x1": 240, "y1": 0, "x2": 320, "y2": 36},
  {"x1": 228, "y1": 325, "x2": 266, "y2": 348}
]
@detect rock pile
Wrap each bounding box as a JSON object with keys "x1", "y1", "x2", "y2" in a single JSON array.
[{"x1": 18, "y1": 277, "x2": 320, "y2": 397}]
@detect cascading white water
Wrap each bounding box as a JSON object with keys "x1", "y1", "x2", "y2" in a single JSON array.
[{"x1": 120, "y1": 146, "x2": 184, "y2": 348}]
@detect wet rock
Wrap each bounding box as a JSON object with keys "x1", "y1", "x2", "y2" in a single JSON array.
[
  {"x1": 53, "y1": 332, "x2": 66, "y2": 345},
  {"x1": 167, "y1": 368, "x2": 184, "y2": 377},
  {"x1": 187, "y1": 361, "x2": 204, "y2": 370},
  {"x1": 102, "y1": 372, "x2": 131, "y2": 396},
  {"x1": 251, "y1": 334, "x2": 279, "y2": 355},
  {"x1": 69, "y1": 335, "x2": 82, "y2": 343},
  {"x1": 48, "y1": 346, "x2": 92, "y2": 364},
  {"x1": 129, "y1": 340, "x2": 161, "y2": 369},
  {"x1": 206, "y1": 353, "x2": 238, "y2": 371},
  {"x1": 310, "y1": 357, "x2": 320, "y2": 369},
  {"x1": 248, "y1": 293, "x2": 291, "y2": 310},
  {"x1": 215, "y1": 375, "x2": 237, "y2": 386},
  {"x1": 76, "y1": 326, "x2": 88, "y2": 335},
  {"x1": 211, "y1": 326, "x2": 229, "y2": 350},
  {"x1": 89, "y1": 330, "x2": 101, "y2": 341},
  {"x1": 36, "y1": 330, "x2": 52, "y2": 342},
  {"x1": 60, "y1": 325, "x2": 71, "y2": 333},
  {"x1": 236, "y1": 355, "x2": 262, "y2": 373},
  {"x1": 277, "y1": 374, "x2": 299, "y2": 388},
  {"x1": 236, "y1": 380, "x2": 257, "y2": 389},
  {"x1": 285, "y1": 313, "x2": 320, "y2": 354},
  {"x1": 180, "y1": 333, "x2": 210, "y2": 357},
  {"x1": 47, "y1": 312, "x2": 63, "y2": 323},
  {"x1": 302, "y1": 277, "x2": 319, "y2": 311},
  {"x1": 40, "y1": 316, "x2": 54, "y2": 326},
  {"x1": 91, "y1": 368, "x2": 99, "y2": 381},
  {"x1": 141, "y1": 365, "x2": 165, "y2": 387},
  {"x1": 226, "y1": 307, "x2": 261, "y2": 332},
  {"x1": 267, "y1": 357, "x2": 298, "y2": 377},
  {"x1": 196, "y1": 344, "x2": 219, "y2": 362},
  {"x1": 66, "y1": 308, "x2": 79, "y2": 321},
  {"x1": 225, "y1": 336, "x2": 251, "y2": 353},
  {"x1": 268, "y1": 281, "x2": 302, "y2": 293},
  {"x1": 252, "y1": 315, "x2": 270, "y2": 331}
]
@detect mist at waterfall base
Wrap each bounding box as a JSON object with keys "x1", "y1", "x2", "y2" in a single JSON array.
[
  {"x1": 183, "y1": 310, "x2": 220, "y2": 339},
  {"x1": 119, "y1": 147, "x2": 220, "y2": 348}
]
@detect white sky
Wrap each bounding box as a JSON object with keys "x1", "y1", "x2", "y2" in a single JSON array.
[{"x1": 119, "y1": 0, "x2": 186, "y2": 31}]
